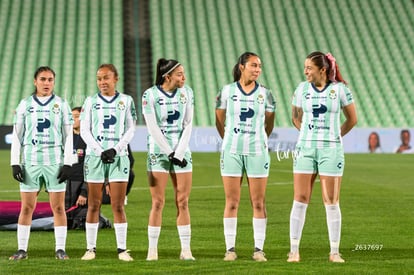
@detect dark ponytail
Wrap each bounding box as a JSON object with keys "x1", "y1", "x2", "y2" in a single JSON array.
[
  {"x1": 155, "y1": 58, "x2": 180, "y2": 85},
  {"x1": 232, "y1": 52, "x2": 259, "y2": 82}
]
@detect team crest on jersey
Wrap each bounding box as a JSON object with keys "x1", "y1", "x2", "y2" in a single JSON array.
[
  {"x1": 329, "y1": 90, "x2": 337, "y2": 100},
  {"x1": 257, "y1": 94, "x2": 265, "y2": 104},
  {"x1": 52, "y1": 103, "x2": 61, "y2": 114},
  {"x1": 179, "y1": 93, "x2": 187, "y2": 104},
  {"x1": 149, "y1": 154, "x2": 157, "y2": 166},
  {"x1": 117, "y1": 101, "x2": 126, "y2": 110}
]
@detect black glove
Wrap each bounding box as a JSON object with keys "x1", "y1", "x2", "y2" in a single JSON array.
[
  {"x1": 57, "y1": 165, "x2": 72, "y2": 183},
  {"x1": 12, "y1": 165, "x2": 24, "y2": 182},
  {"x1": 101, "y1": 148, "x2": 117, "y2": 164},
  {"x1": 168, "y1": 152, "x2": 188, "y2": 168}
]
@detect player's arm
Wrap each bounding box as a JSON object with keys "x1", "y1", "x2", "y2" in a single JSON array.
[
  {"x1": 10, "y1": 123, "x2": 24, "y2": 166},
  {"x1": 340, "y1": 103, "x2": 357, "y2": 137},
  {"x1": 292, "y1": 105, "x2": 303, "y2": 130},
  {"x1": 113, "y1": 112, "x2": 135, "y2": 154},
  {"x1": 143, "y1": 112, "x2": 174, "y2": 155},
  {"x1": 264, "y1": 111, "x2": 275, "y2": 137},
  {"x1": 80, "y1": 102, "x2": 104, "y2": 156},
  {"x1": 10, "y1": 104, "x2": 24, "y2": 166},
  {"x1": 62, "y1": 124, "x2": 73, "y2": 165},
  {"x1": 174, "y1": 92, "x2": 194, "y2": 161},
  {"x1": 215, "y1": 109, "x2": 226, "y2": 139}
]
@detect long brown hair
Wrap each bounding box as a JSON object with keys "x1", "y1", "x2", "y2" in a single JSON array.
[{"x1": 307, "y1": 51, "x2": 347, "y2": 85}]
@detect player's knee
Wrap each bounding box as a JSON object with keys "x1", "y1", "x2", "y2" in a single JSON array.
[
  {"x1": 152, "y1": 198, "x2": 165, "y2": 211},
  {"x1": 176, "y1": 196, "x2": 189, "y2": 210}
]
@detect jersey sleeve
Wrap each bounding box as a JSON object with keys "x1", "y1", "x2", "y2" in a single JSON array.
[
  {"x1": 142, "y1": 89, "x2": 174, "y2": 155},
  {"x1": 113, "y1": 96, "x2": 136, "y2": 153},
  {"x1": 292, "y1": 83, "x2": 304, "y2": 107},
  {"x1": 215, "y1": 87, "x2": 228, "y2": 110},
  {"x1": 265, "y1": 89, "x2": 276, "y2": 113},
  {"x1": 80, "y1": 97, "x2": 104, "y2": 156},
  {"x1": 142, "y1": 89, "x2": 153, "y2": 115},
  {"x1": 174, "y1": 87, "x2": 194, "y2": 160},
  {"x1": 10, "y1": 100, "x2": 26, "y2": 165},
  {"x1": 339, "y1": 84, "x2": 354, "y2": 107}
]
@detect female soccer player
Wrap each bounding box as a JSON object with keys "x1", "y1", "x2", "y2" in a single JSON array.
[
  {"x1": 215, "y1": 52, "x2": 276, "y2": 262},
  {"x1": 288, "y1": 51, "x2": 357, "y2": 263},
  {"x1": 10, "y1": 66, "x2": 73, "y2": 260},
  {"x1": 142, "y1": 58, "x2": 194, "y2": 261},
  {"x1": 80, "y1": 64, "x2": 137, "y2": 261}
]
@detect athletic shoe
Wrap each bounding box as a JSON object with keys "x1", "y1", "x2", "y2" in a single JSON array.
[
  {"x1": 118, "y1": 250, "x2": 134, "y2": 261},
  {"x1": 81, "y1": 248, "x2": 96, "y2": 260},
  {"x1": 180, "y1": 250, "x2": 195, "y2": 260},
  {"x1": 252, "y1": 250, "x2": 267, "y2": 262},
  {"x1": 329, "y1": 253, "x2": 345, "y2": 263},
  {"x1": 287, "y1": 251, "x2": 300, "y2": 262},
  {"x1": 223, "y1": 251, "x2": 237, "y2": 261},
  {"x1": 55, "y1": 249, "x2": 69, "y2": 260},
  {"x1": 146, "y1": 248, "x2": 158, "y2": 261},
  {"x1": 9, "y1": 250, "x2": 27, "y2": 261}
]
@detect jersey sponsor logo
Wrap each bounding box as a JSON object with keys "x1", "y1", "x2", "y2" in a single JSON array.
[
  {"x1": 97, "y1": 135, "x2": 120, "y2": 142},
  {"x1": 167, "y1": 110, "x2": 180, "y2": 124},
  {"x1": 312, "y1": 104, "x2": 327, "y2": 117},
  {"x1": 157, "y1": 98, "x2": 178, "y2": 106},
  {"x1": 233, "y1": 127, "x2": 256, "y2": 135},
  {"x1": 36, "y1": 118, "x2": 51, "y2": 132},
  {"x1": 231, "y1": 95, "x2": 254, "y2": 103},
  {"x1": 239, "y1": 107, "x2": 254, "y2": 121},
  {"x1": 31, "y1": 139, "x2": 54, "y2": 145},
  {"x1": 308, "y1": 124, "x2": 330, "y2": 130},
  {"x1": 28, "y1": 107, "x2": 50, "y2": 113},
  {"x1": 103, "y1": 115, "x2": 117, "y2": 129}
]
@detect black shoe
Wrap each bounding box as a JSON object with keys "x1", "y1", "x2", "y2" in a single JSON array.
[
  {"x1": 55, "y1": 249, "x2": 69, "y2": 260},
  {"x1": 9, "y1": 250, "x2": 27, "y2": 261}
]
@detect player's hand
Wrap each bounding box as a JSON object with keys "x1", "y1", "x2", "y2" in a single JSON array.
[
  {"x1": 177, "y1": 158, "x2": 188, "y2": 168},
  {"x1": 57, "y1": 165, "x2": 72, "y2": 183},
  {"x1": 101, "y1": 148, "x2": 117, "y2": 163},
  {"x1": 12, "y1": 165, "x2": 24, "y2": 182},
  {"x1": 168, "y1": 152, "x2": 187, "y2": 168}
]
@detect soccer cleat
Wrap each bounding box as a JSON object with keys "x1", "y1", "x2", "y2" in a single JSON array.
[
  {"x1": 223, "y1": 251, "x2": 237, "y2": 261},
  {"x1": 180, "y1": 250, "x2": 195, "y2": 260},
  {"x1": 146, "y1": 248, "x2": 158, "y2": 261},
  {"x1": 81, "y1": 248, "x2": 96, "y2": 260},
  {"x1": 55, "y1": 249, "x2": 69, "y2": 260},
  {"x1": 287, "y1": 252, "x2": 300, "y2": 262},
  {"x1": 118, "y1": 250, "x2": 134, "y2": 261},
  {"x1": 252, "y1": 250, "x2": 267, "y2": 262},
  {"x1": 329, "y1": 253, "x2": 345, "y2": 263},
  {"x1": 9, "y1": 250, "x2": 28, "y2": 261}
]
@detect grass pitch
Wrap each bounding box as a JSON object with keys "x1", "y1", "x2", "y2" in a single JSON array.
[{"x1": 1, "y1": 150, "x2": 413, "y2": 274}]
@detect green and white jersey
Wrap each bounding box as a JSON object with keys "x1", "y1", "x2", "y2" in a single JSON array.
[
  {"x1": 142, "y1": 85, "x2": 194, "y2": 154},
  {"x1": 81, "y1": 92, "x2": 137, "y2": 156},
  {"x1": 216, "y1": 81, "x2": 276, "y2": 156},
  {"x1": 13, "y1": 94, "x2": 73, "y2": 165},
  {"x1": 292, "y1": 81, "x2": 354, "y2": 148}
]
